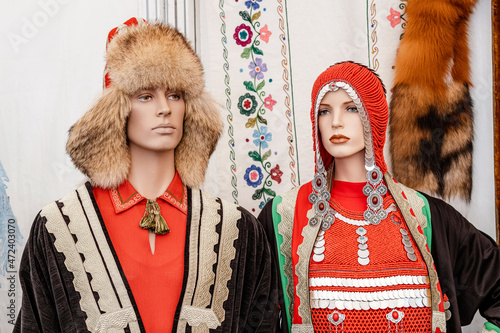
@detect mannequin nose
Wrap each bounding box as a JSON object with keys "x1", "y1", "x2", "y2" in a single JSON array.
[
  {"x1": 157, "y1": 96, "x2": 171, "y2": 117},
  {"x1": 331, "y1": 110, "x2": 343, "y2": 128}
]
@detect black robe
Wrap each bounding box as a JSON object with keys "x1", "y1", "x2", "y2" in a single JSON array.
[{"x1": 15, "y1": 183, "x2": 278, "y2": 332}]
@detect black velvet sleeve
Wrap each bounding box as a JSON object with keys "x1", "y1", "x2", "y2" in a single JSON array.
[
  {"x1": 257, "y1": 200, "x2": 288, "y2": 333},
  {"x1": 14, "y1": 212, "x2": 87, "y2": 333},
  {"x1": 234, "y1": 206, "x2": 280, "y2": 332},
  {"x1": 422, "y1": 193, "x2": 500, "y2": 331}
]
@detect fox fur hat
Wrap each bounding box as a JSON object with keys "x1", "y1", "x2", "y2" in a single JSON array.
[{"x1": 66, "y1": 18, "x2": 223, "y2": 189}]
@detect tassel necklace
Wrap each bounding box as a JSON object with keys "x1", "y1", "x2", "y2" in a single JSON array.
[{"x1": 139, "y1": 199, "x2": 170, "y2": 235}]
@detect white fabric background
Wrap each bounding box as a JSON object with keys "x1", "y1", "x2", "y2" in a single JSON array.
[{"x1": 0, "y1": 0, "x2": 494, "y2": 332}]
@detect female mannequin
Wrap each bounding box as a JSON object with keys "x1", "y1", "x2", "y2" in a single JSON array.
[{"x1": 258, "y1": 61, "x2": 500, "y2": 333}]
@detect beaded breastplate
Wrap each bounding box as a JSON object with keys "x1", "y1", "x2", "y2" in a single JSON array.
[{"x1": 309, "y1": 195, "x2": 432, "y2": 332}]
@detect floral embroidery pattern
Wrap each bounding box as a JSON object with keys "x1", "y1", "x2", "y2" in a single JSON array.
[
  {"x1": 387, "y1": 7, "x2": 401, "y2": 28},
  {"x1": 238, "y1": 93, "x2": 258, "y2": 116},
  {"x1": 233, "y1": 0, "x2": 279, "y2": 207}
]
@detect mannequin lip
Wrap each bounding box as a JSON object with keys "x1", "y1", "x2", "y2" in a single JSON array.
[
  {"x1": 152, "y1": 123, "x2": 175, "y2": 134},
  {"x1": 329, "y1": 134, "x2": 350, "y2": 143}
]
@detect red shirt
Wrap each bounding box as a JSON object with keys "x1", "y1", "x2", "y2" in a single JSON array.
[{"x1": 93, "y1": 172, "x2": 187, "y2": 332}]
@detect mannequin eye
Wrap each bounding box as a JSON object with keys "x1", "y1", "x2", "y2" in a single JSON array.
[
  {"x1": 137, "y1": 95, "x2": 152, "y2": 102},
  {"x1": 168, "y1": 93, "x2": 182, "y2": 101},
  {"x1": 346, "y1": 106, "x2": 358, "y2": 113}
]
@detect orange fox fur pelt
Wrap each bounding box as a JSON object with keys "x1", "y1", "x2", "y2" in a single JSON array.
[{"x1": 389, "y1": 0, "x2": 477, "y2": 201}]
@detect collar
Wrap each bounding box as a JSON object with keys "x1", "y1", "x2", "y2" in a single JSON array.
[{"x1": 109, "y1": 171, "x2": 187, "y2": 215}]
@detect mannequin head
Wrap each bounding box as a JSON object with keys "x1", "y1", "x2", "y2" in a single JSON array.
[{"x1": 310, "y1": 61, "x2": 389, "y2": 174}]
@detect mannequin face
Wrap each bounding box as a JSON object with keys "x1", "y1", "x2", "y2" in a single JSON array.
[
  {"x1": 318, "y1": 89, "x2": 365, "y2": 160},
  {"x1": 127, "y1": 88, "x2": 185, "y2": 153}
]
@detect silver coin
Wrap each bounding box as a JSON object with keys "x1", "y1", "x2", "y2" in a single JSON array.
[
  {"x1": 401, "y1": 234, "x2": 411, "y2": 241},
  {"x1": 313, "y1": 253, "x2": 325, "y2": 262},
  {"x1": 315, "y1": 239, "x2": 326, "y2": 247},
  {"x1": 318, "y1": 230, "x2": 325, "y2": 236},
  {"x1": 360, "y1": 301, "x2": 370, "y2": 310},
  {"x1": 328, "y1": 300, "x2": 336, "y2": 309},
  {"x1": 359, "y1": 279, "x2": 366, "y2": 288},
  {"x1": 358, "y1": 243, "x2": 368, "y2": 250},
  {"x1": 389, "y1": 276, "x2": 397, "y2": 286},
  {"x1": 358, "y1": 257, "x2": 370, "y2": 266},
  {"x1": 412, "y1": 276, "x2": 420, "y2": 284},
  {"x1": 423, "y1": 297, "x2": 431, "y2": 307},
  {"x1": 380, "y1": 300, "x2": 389, "y2": 309},
  {"x1": 336, "y1": 300, "x2": 345, "y2": 310},
  {"x1": 366, "y1": 292, "x2": 374, "y2": 302},
  {"x1": 404, "y1": 246, "x2": 415, "y2": 254},
  {"x1": 320, "y1": 299, "x2": 329, "y2": 309},
  {"x1": 311, "y1": 299, "x2": 319, "y2": 309},
  {"x1": 407, "y1": 253, "x2": 417, "y2": 261},
  {"x1": 409, "y1": 298, "x2": 417, "y2": 308},
  {"x1": 316, "y1": 235, "x2": 324, "y2": 241},
  {"x1": 358, "y1": 249, "x2": 370, "y2": 258},
  {"x1": 388, "y1": 299, "x2": 398, "y2": 309},
  {"x1": 357, "y1": 236, "x2": 368, "y2": 244},
  {"x1": 398, "y1": 289, "x2": 405, "y2": 298},
  {"x1": 356, "y1": 227, "x2": 367, "y2": 236},
  {"x1": 396, "y1": 298, "x2": 405, "y2": 308},
  {"x1": 370, "y1": 301, "x2": 381, "y2": 310},
  {"x1": 313, "y1": 246, "x2": 325, "y2": 254},
  {"x1": 345, "y1": 301, "x2": 353, "y2": 310},
  {"x1": 399, "y1": 228, "x2": 408, "y2": 235},
  {"x1": 416, "y1": 298, "x2": 424, "y2": 307},
  {"x1": 396, "y1": 275, "x2": 403, "y2": 285},
  {"x1": 402, "y1": 239, "x2": 412, "y2": 247},
  {"x1": 353, "y1": 301, "x2": 361, "y2": 310},
  {"x1": 403, "y1": 289, "x2": 411, "y2": 298},
  {"x1": 388, "y1": 290, "x2": 395, "y2": 299},
  {"x1": 353, "y1": 279, "x2": 360, "y2": 288}
]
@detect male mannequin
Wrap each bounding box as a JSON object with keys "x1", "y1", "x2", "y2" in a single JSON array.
[{"x1": 15, "y1": 18, "x2": 277, "y2": 332}]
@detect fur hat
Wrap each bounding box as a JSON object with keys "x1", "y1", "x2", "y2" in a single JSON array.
[{"x1": 67, "y1": 18, "x2": 223, "y2": 189}]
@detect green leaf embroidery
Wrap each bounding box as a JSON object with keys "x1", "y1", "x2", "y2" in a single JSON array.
[
  {"x1": 251, "y1": 11, "x2": 261, "y2": 22},
  {"x1": 248, "y1": 151, "x2": 261, "y2": 162},
  {"x1": 262, "y1": 150, "x2": 272, "y2": 162},
  {"x1": 245, "y1": 117, "x2": 257, "y2": 128},
  {"x1": 263, "y1": 188, "x2": 276, "y2": 197},
  {"x1": 239, "y1": 11, "x2": 251, "y2": 22},
  {"x1": 252, "y1": 188, "x2": 264, "y2": 200},
  {"x1": 257, "y1": 115, "x2": 268, "y2": 125},
  {"x1": 256, "y1": 80, "x2": 265, "y2": 91},
  {"x1": 252, "y1": 46, "x2": 264, "y2": 55},
  {"x1": 244, "y1": 81, "x2": 256, "y2": 92},
  {"x1": 241, "y1": 47, "x2": 252, "y2": 59}
]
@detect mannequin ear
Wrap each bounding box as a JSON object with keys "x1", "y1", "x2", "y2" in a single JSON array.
[
  {"x1": 66, "y1": 88, "x2": 132, "y2": 189},
  {"x1": 175, "y1": 91, "x2": 223, "y2": 188}
]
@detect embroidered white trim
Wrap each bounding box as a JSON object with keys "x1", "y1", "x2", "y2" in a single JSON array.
[
  {"x1": 332, "y1": 203, "x2": 397, "y2": 226},
  {"x1": 310, "y1": 275, "x2": 429, "y2": 288}
]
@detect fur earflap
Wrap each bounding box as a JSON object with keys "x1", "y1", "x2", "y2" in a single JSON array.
[
  {"x1": 175, "y1": 91, "x2": 223, "y2": 188},
  {"x1": 67, "y1": 89, "x2": 131, "y2": 189},
  {"x1": 67, "y1": 20, "x2": 222, "y2": 189}
]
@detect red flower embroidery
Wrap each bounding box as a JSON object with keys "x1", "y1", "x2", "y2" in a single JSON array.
[
  {"x1": 259, "y1": 24, "x2": 272, "y2": 43},
  {"x1": 264, "y1": 94, "x2": 277, "y2": 111},
  {"x1": 271, "y1": 165, "x2": 283, "y2": 184},
  {"x1": 387, "y1": 8, "x2": 401, "y2": 28}
]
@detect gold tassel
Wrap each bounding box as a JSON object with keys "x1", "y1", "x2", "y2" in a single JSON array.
[{"x1": 139, "y1": 199, "x2": 170, "y2": 235}]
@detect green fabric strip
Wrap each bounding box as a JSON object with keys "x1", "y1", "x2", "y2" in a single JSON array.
[
  {"x1": 416, "y1": 192, "x2": 432, "y2": 252},
  {"x1": 485, "y1": 322, "x2": 500, "y2": 333},
  {"x1": 272, "y1": 196, "x2": 291, "y2": 330}
]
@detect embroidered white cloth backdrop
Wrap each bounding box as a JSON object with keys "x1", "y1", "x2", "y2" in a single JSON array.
[{"x1": 0, "y1": 1, "x2": 493, "y2": 333}]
